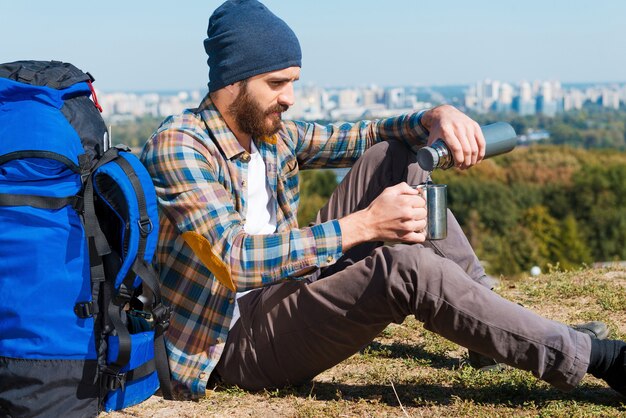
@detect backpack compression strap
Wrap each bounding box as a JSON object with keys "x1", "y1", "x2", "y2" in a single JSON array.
[
  {"x1": 130, "y1": 259, "x2": 173, "y2": 401},
  {"x1": 0, "y1": 194, "x2": 81, "y2": 210},
  {"x1": 77, "y1": 148, "x2": 120, "y2": 320}
]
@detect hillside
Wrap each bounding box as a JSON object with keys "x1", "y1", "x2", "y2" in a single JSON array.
[
  {"x1": 102, "y1": 265, "x2": 626, "y2": 417},
  {"x1": 432, "y1": 145, "x2": 626, "y2": 275}
]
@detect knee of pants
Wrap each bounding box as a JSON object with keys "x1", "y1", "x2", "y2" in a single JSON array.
[
  {"x1": 373, "y1": 244, "x2": 447, "y2": 290},
  {"x1": 365, "y1": 244, "x2": 451, "y2": 323},
  {"x1": 359, "y1": 140, "x2": 415, "y2": 169}
]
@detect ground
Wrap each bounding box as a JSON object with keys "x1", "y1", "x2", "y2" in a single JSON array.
[{"x1": 101, "y1": 266, "x2": 626, "y2": 417}]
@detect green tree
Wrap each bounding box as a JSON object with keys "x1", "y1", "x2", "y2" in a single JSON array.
[
  {"x1": 297, "y1": 170, "x2": 338, "y2": 226},
  {"x1": 444, "y1": 177, "x2": 520, "y2": 235},
  {"x1": 522, "y1": 205, "x2": 563, "y2": 270},
  {"x1": 551, "y1": 122, "x2": 584, "y2": 147},
  {"x1": 572, "y1": 163, "x2": 626, "y2": 261},
  {"x1": 479, "y1": 225, "x2": 540, "y2": 276},
  {"x1": 106, "y1": 115, "x2": 163, "y2": 149},
  {"x1": 439, "y1": 145, "x2": 626, "y2": 274},
  {"x1": 558, "y1": 215, "x2": 593, "y2": 270}
]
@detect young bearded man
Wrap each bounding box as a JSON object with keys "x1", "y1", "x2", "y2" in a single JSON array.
[{"x1": 140, "y1": 0, "x2": 626, "y2": 400}]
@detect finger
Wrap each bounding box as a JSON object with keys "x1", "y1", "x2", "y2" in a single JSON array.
[
  {"x1": 405, "y1": 204, "x2": 427, "y2": 219},
  {"x1": 440, "y1": 126, "x2": 466, "y2": 168},
  {"x1": 400, "y1": 195, "x2": 426, "y2": 210},
  {"x1": 399, "y1": 230, "x2": 426, "y2": 244},
  {"x1": 396, "y1": 206, "x2": 418, "y2": 221},
  {"x1": 394, "y1": 204, "x2": 426, "y2": 223},
  {"x1": 384, "y1": 182, "x2": 417, "y2": 197},
  {"x1": 395, "y1": 194, "x2": 416, "y2": 208},
  {"x1": 402, "y1": 210, "x2": 428, "y2": 229},
  {"x1": 393, "y1": 200, "x2": 421, "y2": 220},
  {"x1": 466, "y1": 124, "x2": 479, "y2": 166},
  {"x1": 475, "y1": 122, "x2": 486, "y2": 162},
  {"x1": 398, "y1": 182, "x2": 421, "y2": 195},
  {"x1": 404, "y1": 218, "x2": 427, "y2": 232},
  {"x1": 452, "y1": 127, "x2": 472, "y2": 169},
  {"x1": 405, "y1": 195, "x2": 426, "y2": 209}
]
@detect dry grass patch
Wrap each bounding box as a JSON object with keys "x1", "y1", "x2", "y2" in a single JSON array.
[{"x1": 102, "y1": 266, "x2": 626, "y2": 417}]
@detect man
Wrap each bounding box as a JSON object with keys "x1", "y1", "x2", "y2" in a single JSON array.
[{"x1": 140, "y1": 0, "x2": 626, "y2": 400}]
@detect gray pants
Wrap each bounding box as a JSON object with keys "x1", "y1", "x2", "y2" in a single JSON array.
[{"x1": 214, "y1": 140, "x2": 591, "y2": 392}]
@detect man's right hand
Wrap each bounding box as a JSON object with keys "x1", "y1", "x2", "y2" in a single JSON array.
[{"x1": 338, "y1": 182, "x2": 427, "y2": 252}]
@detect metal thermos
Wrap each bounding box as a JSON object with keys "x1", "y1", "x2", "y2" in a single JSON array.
[{"x1": 416, "y1": 122, "x2": 517, "y2": 171}]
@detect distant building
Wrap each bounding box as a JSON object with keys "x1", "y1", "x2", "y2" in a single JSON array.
[
  {"x1": 563, "y1": 89, "x2": 585, "y2": 111},
  {"x1": 338, "y1": 89, "x2": 359, "y2": 109},
  {"x1": 384, "y1": 88, "x2": 405, "y2": 109},
  {"x1": 99, "y1": 90, "x2": 199, "y2": 119},
  {"x1": 98, "y1": 79, "x2": 625, "y2": 123},
  {"x1": 601, "y1": 90, "x2": 620, "y2": 109},
  {"x1": 512, "y1": 96, "x2": 536, "y2": 116},
  {"x1": 536, "y1": 96, "x2": 559, "y2": 117}
]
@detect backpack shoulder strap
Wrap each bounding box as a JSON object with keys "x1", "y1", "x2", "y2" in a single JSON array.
[{"x1": 91, "y1": 148, "x2": 173, "y2": 400}]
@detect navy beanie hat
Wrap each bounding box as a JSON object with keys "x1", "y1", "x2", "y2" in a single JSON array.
[{"x1": 204, "y1": 0, "x2": 302, "y2": 92}]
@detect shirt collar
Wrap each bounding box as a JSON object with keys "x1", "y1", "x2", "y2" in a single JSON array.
[
  {"x1": 197, "y1": 94, "x2": 278, "y2": 161},
  {"x1": 197, "y1": 94, "x2": 245, "y2": 160}
]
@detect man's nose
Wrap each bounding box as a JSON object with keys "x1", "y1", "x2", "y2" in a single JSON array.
[{"x1": 277, "y1": 83, "x2": 295, "y2": 107}]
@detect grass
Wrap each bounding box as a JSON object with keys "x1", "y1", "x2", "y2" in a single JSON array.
[{"x1": 102, "y1": 266, "x2": 626, "y2": 417}]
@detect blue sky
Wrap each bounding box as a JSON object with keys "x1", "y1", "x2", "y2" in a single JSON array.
[{"x1": 2, "y1": 1, "x2": 625, "y2": 91}]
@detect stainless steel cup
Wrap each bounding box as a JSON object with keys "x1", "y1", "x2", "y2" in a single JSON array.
[{"x1": 413, "y1": 183, "x2": 447, "y2": 240}]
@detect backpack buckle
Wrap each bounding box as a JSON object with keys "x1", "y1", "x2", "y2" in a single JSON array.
[
  {"x1": 74, "y1": 301, "x2": 95, "y2": 318},
  {"x1": 113, "y1": 284, "x2": 133, "y2": 306},
  {"x1": 103, "y1": 369, "x2": 127, "y2": 392},
  {"x1": 153, "y1": 303, "x2": 172, "y2": 331},
  {"x1": 138, "y1": 217, "x2": 154, "y2": 236},
  {"x1": 114, "y1": 144, "x2": 132, "y2": 153},
  {"x1": 71, "y1": 195, "x2": 84, "y2": 213}
]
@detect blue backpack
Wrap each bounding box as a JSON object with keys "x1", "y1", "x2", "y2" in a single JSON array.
[{"x1": 0, "y1": 61, "x2": 173, "y2": 417}]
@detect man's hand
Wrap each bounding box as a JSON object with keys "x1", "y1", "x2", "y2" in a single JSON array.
[
  {"x1": 420, "y1": 105, "x2": 486, "y2": 169},
  {"x1": 338, "y1": 183, "x2": 427, "y2": 251}
]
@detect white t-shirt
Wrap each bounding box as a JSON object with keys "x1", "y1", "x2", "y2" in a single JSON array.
[
  {"x1": 242, "y1": 142, "x2": 277, "y2": 235},
  {"x1": 230, "y1": 142, "x2": 277, "y2": 328}
]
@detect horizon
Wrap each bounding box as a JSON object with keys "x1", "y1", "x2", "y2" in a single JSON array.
[
  {"x1": 3, "y1": 1, "x2": 626, "y2": 91},
  {"x1": 98, "y1": 80, "x2": 626, "y2": 95}
]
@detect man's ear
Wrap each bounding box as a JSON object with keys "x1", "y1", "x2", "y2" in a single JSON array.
[{"x1": 225, "y1": 81, "x2": 243, "y2": 97}]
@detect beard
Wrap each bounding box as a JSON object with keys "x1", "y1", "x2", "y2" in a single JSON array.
[{"x1": 228, "y1": 84, "x2": 289, "y2": 138}]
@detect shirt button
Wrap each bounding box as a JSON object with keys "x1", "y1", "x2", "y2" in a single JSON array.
[
  {"x1": 326, "y1": 255, "x2": 334, "y2": 263},
  {"x1": 228, "y1": 297, "x2": 235, "y2": 303},
  {"x1": 240, "y1": 153, "x2": 251, "y2": 163},
  {"x1": 241, "y1": 180, "x2": 247, "y2": 187},
  {"x1": 199, "y1": 372, "x2": 207, "y2": 380},
  {"x1": 216, "y1": 337, "x2": 223, "y2": 344}
]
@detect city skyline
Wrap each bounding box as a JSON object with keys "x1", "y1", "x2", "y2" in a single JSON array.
[
  {"x1": 3, "y1": 1, "x2": 626, "y2": 91},
  {"x1": 99, "y1": 78, "x2": 625, "y2": 123}
]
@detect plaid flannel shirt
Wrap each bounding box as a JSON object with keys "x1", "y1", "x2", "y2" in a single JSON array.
[{"x1": 140, "y1": 94, "x2": 429, "y2": 396}]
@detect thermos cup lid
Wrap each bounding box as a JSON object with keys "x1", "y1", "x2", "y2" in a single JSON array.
[{"x1": 416, "y1": 146, "x2": 439, "y2": 172}]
